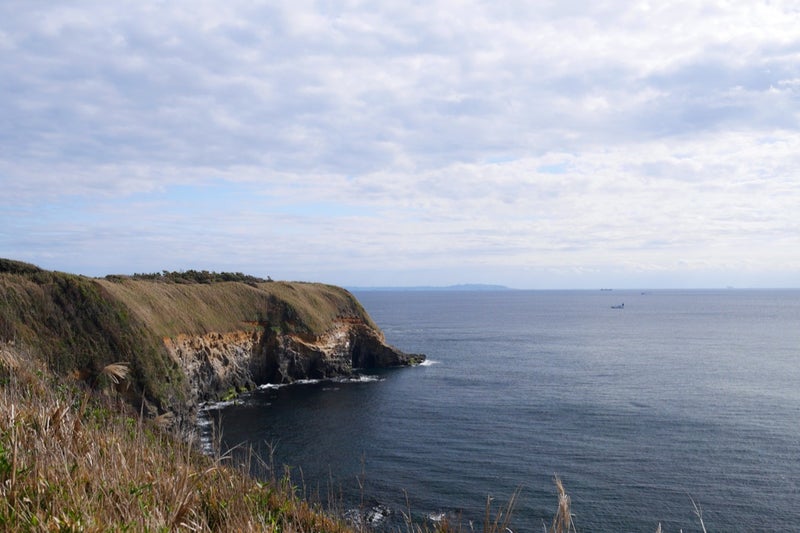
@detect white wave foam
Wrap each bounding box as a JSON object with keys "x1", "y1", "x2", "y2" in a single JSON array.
[
  {"x1": 258, "y1": 383, "x2": 286, "y2": 390},
  {"x1": 419, "y1": 359, "x2": 439, "y2": 366},
  {"x1": 334, "y1": 374, "x2": 384, "y2": 384},
  {"x1": 198, "y1": 437, "x2": 215, "y2": 456},
  {"x1": 260, "y1": 379, "x2": 332, "y2": 389},
  {"x1": 344, "y1": 504, "x2": 392, "y2": 527},
  {"x1": 255, "y1": 374, "x2": 385, "y2": 393},
  {"x1": 193, "y1": 411, "x2": 216, "y2": 456},
  {"x1": 200, "y1": 399, "x2": 242, "y2": 411}
]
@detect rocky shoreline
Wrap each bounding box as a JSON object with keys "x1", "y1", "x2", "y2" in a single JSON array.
[
  {"x1": 164, "y1": 318, "x2": 424, "y2": 411},
  {"x1": 0, "y1": 259, "x2": 423, "y2": 422}
]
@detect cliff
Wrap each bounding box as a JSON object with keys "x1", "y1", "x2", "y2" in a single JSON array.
[{"x1": 0, "y1": 259, "x2": 423, "y2": 421}]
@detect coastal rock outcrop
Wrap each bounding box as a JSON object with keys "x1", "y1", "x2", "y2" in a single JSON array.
[
  {"x1": 164, "y1": 330, "x2": 259, "y2": 403},
  {"x1": 164, "y1": 318, "x2": 424, "y2": 405}
]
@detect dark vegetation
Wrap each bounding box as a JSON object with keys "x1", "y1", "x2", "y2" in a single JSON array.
[
  {"x1": 0, "y1": 258, "x2": 42, "y2": 276},
  {"x1": 110, "y1": 269, "x2": 271, "y2": 285}
]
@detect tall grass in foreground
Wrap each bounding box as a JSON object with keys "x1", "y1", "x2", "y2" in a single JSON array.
[
  {"x1": 0, "y1": 340, "x2": 567, "y2": 533},
  {"x1": 416, "y1": 476, "x2": 573, "y2": 533},
  {"x1": 0, "y1": 342, "x2": 352, "y2": 532}
]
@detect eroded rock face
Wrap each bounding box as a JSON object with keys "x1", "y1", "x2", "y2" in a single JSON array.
[
  {"x1": 349, "y1": 322, "x2": 425, "y2": 369},
  {"x1": 164, "y1": 330, "x2": 259, "y2": 403},
  {"x1": 164, "y1": 319, "x2": 424, "y2": 407}
]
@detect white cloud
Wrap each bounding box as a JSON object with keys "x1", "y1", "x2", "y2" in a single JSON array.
[{"x1": 1, "y1": 0, "x2": 799, "y2": 286}]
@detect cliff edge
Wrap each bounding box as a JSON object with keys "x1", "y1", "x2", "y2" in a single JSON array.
[{"x1": 0, "y1": 259, "x2": 423, "y2": 421}]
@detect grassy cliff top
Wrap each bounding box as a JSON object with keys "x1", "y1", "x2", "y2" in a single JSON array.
[
  {"x1": 0, "y1": 259, "x2": 377, "y2": 341},
  {"x1": 97, "y1": 277, "x2": 378, "y2": 339}
]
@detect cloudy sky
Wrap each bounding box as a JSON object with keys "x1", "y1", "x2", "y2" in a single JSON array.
[{"x1": 2, "y1": 1, "x2": 799, "y2": 288}]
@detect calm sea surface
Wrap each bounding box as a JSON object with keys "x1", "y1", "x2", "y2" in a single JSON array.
[{"x1": 203, "y1": 290, "x2": 800, "y2": 532}]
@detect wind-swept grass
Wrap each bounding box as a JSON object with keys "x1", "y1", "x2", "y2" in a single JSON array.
[
  {"x1": 97, "y1": 277, "x2": 378, "y2": 340},
  {"x1": 0, "y1": 342, "x2": 353, "y2": 532},
  {"x1": 548, "y1": 476, "x2": 576, "y2": 533}
]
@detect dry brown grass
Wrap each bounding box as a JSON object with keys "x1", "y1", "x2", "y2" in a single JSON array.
[
  {"x1": 548, "y1": 476, "x2": 576, "y2": 533},
  {"x1": 0, "y1": 345, "x2": 18, "y2": 373},
  {"x1": 97, "y1": 278, "x2": 377, "y2": 339},
  {"x1": 0, "y1": 342, "x2": 354, "y2": 532},
  {"x1": 99, "y1": 361, "x2": 130, "y2": 384}
]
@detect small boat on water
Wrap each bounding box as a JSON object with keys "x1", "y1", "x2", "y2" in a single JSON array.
[{"x1": 611, "y1": 303, "x2": 624, "y2": 309}]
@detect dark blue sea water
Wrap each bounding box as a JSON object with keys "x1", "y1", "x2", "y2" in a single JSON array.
[{"x1": 203, "y1": 290, "x2": 800, "y2": 532}]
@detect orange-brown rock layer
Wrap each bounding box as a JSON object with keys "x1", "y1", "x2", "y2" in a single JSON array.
[{"x1": 164, "y1": 319, "x2": 424, "y2": 405}]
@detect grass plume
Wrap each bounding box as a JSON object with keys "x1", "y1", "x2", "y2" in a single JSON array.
[
  {"x1": 99, "y1": 361, "x2": 130, "y2": 385},
  {"x1": 548, "y1": 476, "x2": 576, "y2": 533},
  {"x1": 0, "y1": 345, "x2": 19, "y2": 372}
]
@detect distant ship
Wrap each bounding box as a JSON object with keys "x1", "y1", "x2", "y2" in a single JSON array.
[{"x1": 611, "y1": 303, "x2": 625, "y2": 309}]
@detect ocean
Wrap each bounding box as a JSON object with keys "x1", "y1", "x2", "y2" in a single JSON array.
[{"x1": 201, "y1": 289, "x2": 800, "y2": 531}]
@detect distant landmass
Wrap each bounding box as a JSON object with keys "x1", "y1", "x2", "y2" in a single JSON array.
[{"x1": 348, "y1": 284, "x2": 513, "y2": 291}]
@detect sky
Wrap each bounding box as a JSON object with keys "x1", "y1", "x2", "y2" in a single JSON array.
[{"x1": 1, "y1": 1, "x2": 799, "y2": 289}]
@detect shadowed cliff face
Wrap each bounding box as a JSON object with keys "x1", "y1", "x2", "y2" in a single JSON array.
[
  {"x1": 0, "y1": 260, "x2": 424, "y2": 419},
  {"x1": 163, "y1": 319, "x2": 424, "y2": 406}
]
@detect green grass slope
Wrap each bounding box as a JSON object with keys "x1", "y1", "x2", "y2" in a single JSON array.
[
  {"x1": 0, "y1": 259, "x2": 380, "y2": 414},
  {"x1": 0, "y1": 261, "x2": 184, "y2": 412}
]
